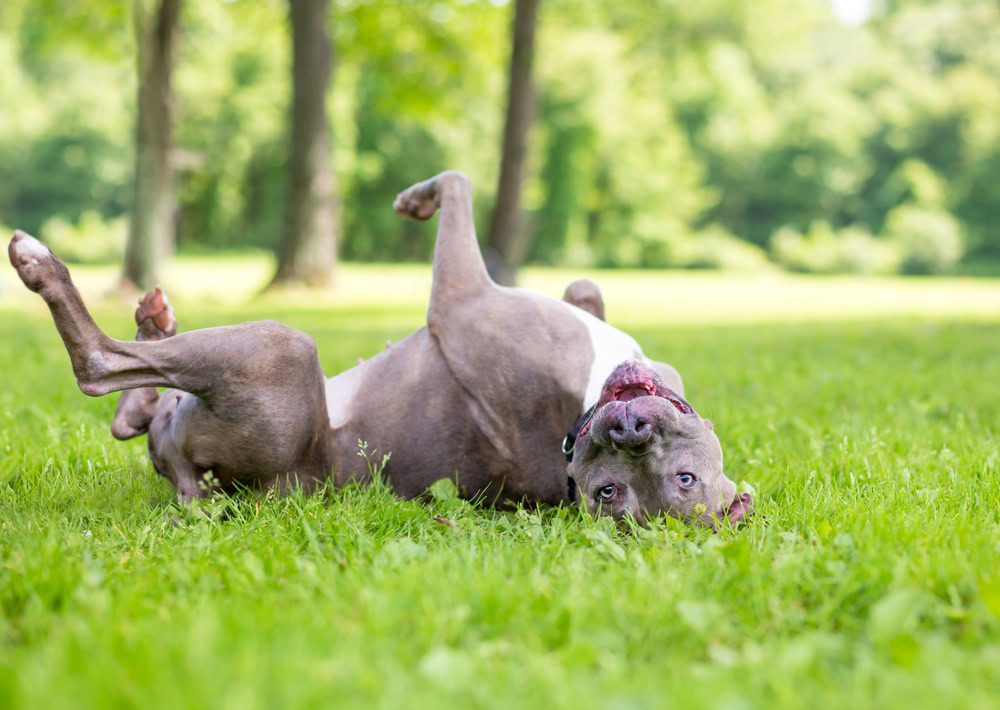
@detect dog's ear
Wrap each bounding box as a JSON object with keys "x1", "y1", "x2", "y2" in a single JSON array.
[{"x1": 702, "y1": 418, "x2": 714, "y2": 431}]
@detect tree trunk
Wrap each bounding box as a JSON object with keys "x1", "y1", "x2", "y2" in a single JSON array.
[
  {"x1": 270, "y1": 0, "x2": 338, "y2": 289},
  {"x1": 485, "y1": 0, "x2": 539, "y2": 286},
  {"x1": 123, "y1": 0, "x2": 180, "y2": 290}
]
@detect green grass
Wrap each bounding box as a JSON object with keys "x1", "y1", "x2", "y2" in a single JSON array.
[{"x1": 1, "y1": 257, "x2": 1000, "y2": 709}]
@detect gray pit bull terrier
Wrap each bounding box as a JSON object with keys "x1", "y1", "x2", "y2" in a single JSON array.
[{"x1": 8, "y1": 171, "x2": 751, "y2": 527}]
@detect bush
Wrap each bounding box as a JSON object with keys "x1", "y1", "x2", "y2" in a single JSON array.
[
  {"x1": 882, "y1": 204, "x2": 964, "y2": 275},
  {"x1": 770, "y1": 222, "x2": 901, "y2": 275},
  {"x1": 41, "y1": 211, "x2": 127, "y2": 264},
  {"x1": 770, "y1": 222, "x2": 841, "y2": 273},
  {"x1": 598, "y1": 220, "x2": 770, "y2": 271},
  {"x1": 674, "y1": 225, "x2": 771, "y2": 271},
  {"x1": 834, "y1": 226, "x2": 901, "y2": 275}
]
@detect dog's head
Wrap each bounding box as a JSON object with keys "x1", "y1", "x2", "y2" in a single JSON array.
[{"x1": 568, "y1": 360, "x2": 751, "y2": 527}]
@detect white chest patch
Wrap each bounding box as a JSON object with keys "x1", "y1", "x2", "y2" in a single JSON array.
[{"x1": 561, "y1": 302, "x2": 645, "y2": 412}]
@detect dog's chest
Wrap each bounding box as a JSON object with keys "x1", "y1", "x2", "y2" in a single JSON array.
[{"x1": 561, "y1": 302, "x2": 645, "y2": 412}]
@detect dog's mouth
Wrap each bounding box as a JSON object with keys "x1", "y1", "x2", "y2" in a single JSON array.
[
  {"x1": 578, "y1": 360, "x2": 694, "y2": 438},
  {"x1": 609, "y1": 381, "x2": 657, "y2": 402}
]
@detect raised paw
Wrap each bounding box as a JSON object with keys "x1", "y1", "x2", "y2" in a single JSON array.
[
  {"x1": 393, "y1": 177, "x2": 441, "y2": 221},
  {"x1": 7, "y1": 230, "x2": 69, "y2": 294},
  {"x1": 135, "y1": 287, "x2": 177, "y2": 341},
  {"x1": 392, "y1": 171, "x2": 472, "y2": 221}
]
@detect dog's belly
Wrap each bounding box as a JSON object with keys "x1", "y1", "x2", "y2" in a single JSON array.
[
  {"x1": 325, "y1": 328, "x2": 508, "y2": 500},
  {"x1": 324, "y1": 320, "x2": 577, "y2": 505}
]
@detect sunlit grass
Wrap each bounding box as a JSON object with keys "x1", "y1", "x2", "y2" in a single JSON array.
[
  {"x1": 1, "y1": 255, "x2": 999, "y2": 709},
  {"x1": 4, "y1": 253, "x2": 1000, "y2": 325}
]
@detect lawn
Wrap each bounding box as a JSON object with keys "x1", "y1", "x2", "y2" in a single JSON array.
[{"x1": 1, "y1": 255, "x2": 1000, "y2": 709}]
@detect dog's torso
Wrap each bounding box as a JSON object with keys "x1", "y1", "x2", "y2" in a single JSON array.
[{"x1": 324, "y1": 286, "x2": 647, "y2": 504}]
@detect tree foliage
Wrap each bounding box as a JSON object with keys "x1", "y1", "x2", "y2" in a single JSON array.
[{"x1": 0, "y1": 0, "x2": 997, "y2": 274}]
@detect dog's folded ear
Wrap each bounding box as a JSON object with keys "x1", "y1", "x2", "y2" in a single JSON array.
[{"x1": 726, "y1": 491, "x2": 753, "y2": 525}]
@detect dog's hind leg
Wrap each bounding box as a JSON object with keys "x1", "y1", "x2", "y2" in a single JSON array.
[
  {"x1": 110, "y1": 287, "x2": 177, "y2": 440},
  {"x1": 8, "y1": 230, "x2": 317, "y2": 399},
  {"x1": 392, "y1": 171, "x2": 495, "y2": 322},
  {"x1": 9, "y1": 230, "x2": 334, "y2": 493}
]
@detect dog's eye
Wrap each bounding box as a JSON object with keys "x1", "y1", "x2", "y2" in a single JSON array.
[
  {"x1": 598, "y1": 485, "x2": 616, "y2": 500},
  {"x1": 677, "y1": 473, "x2": 696, "y2": 488}
]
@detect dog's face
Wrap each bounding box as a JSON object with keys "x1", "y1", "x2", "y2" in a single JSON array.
[{"x1": 568, "y1": 360, "x2": 751, "y2": 527}]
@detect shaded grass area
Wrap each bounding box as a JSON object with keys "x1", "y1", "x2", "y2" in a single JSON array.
[{"x1": 1, "y1": 259, "x2": 1000, "y2": 708}]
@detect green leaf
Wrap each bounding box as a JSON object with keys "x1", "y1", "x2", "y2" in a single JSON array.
[{"x1": 428, "y1": 477, "x2": 459, "y2": 502}]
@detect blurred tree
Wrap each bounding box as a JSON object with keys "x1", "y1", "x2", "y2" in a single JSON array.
[
  {"x1": 530, "y1": 92, "x2": 592, "y2": 265},
  {"x1": 334, "y1": 0, "x2": 504, "y2": 262},
  {"x1": 270, "y1": 0, "x2": 337, "y2": 288},
  {"x1": 170, "y1": 0, "x2": 289, "y2": 252},
  {"x1": 0, "y1": 1, "x2": 131, "y2": 238},
  {"x1": 485, "y1": 0, "x2": 539, "y2": 286},
  {"x1": 123, "y1": 0, "x2": 181, "y2": 290},
  {"x1": 340, "y1": 75, "x2": 446, "y2": 262}
]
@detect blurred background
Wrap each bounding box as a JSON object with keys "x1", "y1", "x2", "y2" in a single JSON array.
[{"x1": 1, "y1": 0, "x2": 999, "y2": 292}]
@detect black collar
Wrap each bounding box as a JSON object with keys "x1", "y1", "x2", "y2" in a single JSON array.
[{"x1": 562, "y1": 403, "x2": 597, "y2": 501}]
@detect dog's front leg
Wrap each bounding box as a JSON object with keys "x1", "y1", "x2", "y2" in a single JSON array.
[{"x1": 393, "y1": 171, "x2": 496, "y2": 324}]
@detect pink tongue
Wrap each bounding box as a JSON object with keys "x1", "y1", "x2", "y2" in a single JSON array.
[{"x1": 615, "y1": 385, "x2": 650, "y2": 402}]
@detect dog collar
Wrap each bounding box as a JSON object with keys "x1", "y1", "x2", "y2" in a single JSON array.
[
  {"x1": 562, "y1": 403, "x2": 597, "y2": 502},
  {"x1": 562, "y1": 403, "x2": 597, "y2": 464}
]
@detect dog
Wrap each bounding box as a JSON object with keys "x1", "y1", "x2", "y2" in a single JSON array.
[{"x1": 8, "y1": 171, "x2": 751, "y2": 526}]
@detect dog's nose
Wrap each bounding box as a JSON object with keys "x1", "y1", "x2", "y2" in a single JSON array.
[{"x1": 608, "y1": 411, "x2": 653, "y2": 447}]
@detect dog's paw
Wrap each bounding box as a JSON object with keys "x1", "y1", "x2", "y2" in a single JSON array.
[
  {"x1": 8, "y1": 230, "x2": 69, "y2": 294},
  {"x1": 135, "y1": 286, "x2": 177, "y2": 341},
  {"x1": 393, "y1": 171, "x2": 472, "y2": 221},
  {"x1": 393, "y1": 178, "x2": 441, "y2": 221}
]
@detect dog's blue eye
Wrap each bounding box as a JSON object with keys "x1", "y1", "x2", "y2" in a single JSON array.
[
  {"x1": 598, "y1": 485, "x2": 616, "y2": 500},
  {"x1": 677, "y1": 473, "x2": 696, "y2": 488}
]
